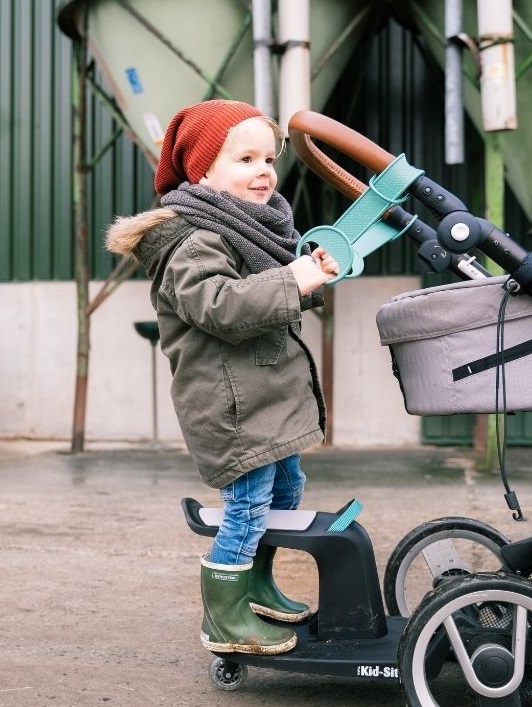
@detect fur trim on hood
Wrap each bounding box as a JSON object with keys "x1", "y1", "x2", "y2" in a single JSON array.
[{"x1": 105, "y1": 207, "x2": 176, "y2": 258}]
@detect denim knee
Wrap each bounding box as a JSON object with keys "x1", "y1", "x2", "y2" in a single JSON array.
[
  {"x1": 271, "y1": 454, "x2": 306, "y2": 510},
  {"x1": 210, "y1": 465, "x2": 276, "y2": 564}
]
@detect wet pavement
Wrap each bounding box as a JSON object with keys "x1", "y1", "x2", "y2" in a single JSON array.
[{"x1": 1, "y1": 441, "x2": 531, "y2": 707}]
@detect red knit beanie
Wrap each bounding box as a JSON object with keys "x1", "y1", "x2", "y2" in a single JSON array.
[{"x1": 154, "y1": 99, "x2": 264, "y2": 195}]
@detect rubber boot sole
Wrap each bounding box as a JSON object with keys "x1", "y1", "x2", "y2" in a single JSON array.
[
  {"x1": 200, "y1": 630, "x2": 297, "y2": 655},
  {"x1": 249, "y1": 602, "x2": 310, "y2": 623}
]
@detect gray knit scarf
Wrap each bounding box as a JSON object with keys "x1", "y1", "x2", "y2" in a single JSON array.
[{"x1": 160, "y1": 182, "x2": 308, "y2": 273}]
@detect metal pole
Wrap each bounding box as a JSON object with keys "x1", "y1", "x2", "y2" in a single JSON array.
[
  {"x1": 477, "y1": 0, "x2": 517, "y2": 131},
  {"x1": 473, "y1": 1, "x2": 516, "y2": 470},
  {"x1": 278, "y1": 0, "x2": 310, "y2": 135},
  {"x1": 475, "y1": 132, "x2": 505, "y2": 471},
  {"x1": 445, "y1": 0, "x2": 464, "y2": 164},
  {"x1": 150, "y1": 341, "x2": 159, "y2": 444},
  {"x1": 71, "y1": 7, "x2": 90, "y2": 453},
  {"x1": 252, "y1": 0, "x2": 274, "y2": 116}
]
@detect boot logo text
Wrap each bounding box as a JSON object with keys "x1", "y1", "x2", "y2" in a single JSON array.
[{"x1": 212, "y1": 572, "x2": 239, "y2": 582}]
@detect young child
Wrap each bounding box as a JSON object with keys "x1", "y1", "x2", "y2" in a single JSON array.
[{"x1": 106, "y1": 99, "x2": 338, "y2": 656}]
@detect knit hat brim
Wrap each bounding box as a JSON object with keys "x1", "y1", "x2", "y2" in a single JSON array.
[{"x1": 154, "y1": 100, "x2": 264, "y2": 195}]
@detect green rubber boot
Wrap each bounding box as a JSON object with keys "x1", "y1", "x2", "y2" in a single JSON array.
[
  {"x1": 248, "y1": 545, "x2": 310, "y2": 623},
  {"x1": 200, "y1": 555, "x2": 297, "y2": 655}
]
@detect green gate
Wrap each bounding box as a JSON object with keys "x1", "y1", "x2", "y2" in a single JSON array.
[{"x1": 423, "y1": 413, "x2": 532, "y2": 446}]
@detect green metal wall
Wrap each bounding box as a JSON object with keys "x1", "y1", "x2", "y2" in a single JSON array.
[
  {"x1": 2, "y1": 1, "x2": 530, "y2": 283},
  {"x1": 0, "y1": 0, "x2": 154, "y2": 282}
]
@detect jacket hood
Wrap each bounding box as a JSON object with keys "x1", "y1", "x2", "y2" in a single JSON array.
[
  {"x1": 105, "y1": 207, "x2": 177, "y2": 258},
  {"x1": 105, "y1": 207, "x2": 196, "y2": 298}
]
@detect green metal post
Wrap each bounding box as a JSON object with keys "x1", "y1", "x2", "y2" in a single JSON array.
[
  {"x1": 70, "y1": 10, "x2": 90, "y2": 453},
  {"x1": 474, "y1": 131, "x2": 505, "y2": 471}
]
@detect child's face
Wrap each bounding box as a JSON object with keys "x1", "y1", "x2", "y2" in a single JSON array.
[{"x1": 199, "y1": 117, "x2": 278, "y2": 204}]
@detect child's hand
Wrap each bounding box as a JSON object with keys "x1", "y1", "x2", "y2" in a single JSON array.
[
  {"x1": 311, "y1": 247, "x2": 340, "y2": 276},
  {"x1": 288, "y1": 247, "x2": 339, "y2": 295}
]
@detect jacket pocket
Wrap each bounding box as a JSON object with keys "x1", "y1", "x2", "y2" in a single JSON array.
[
  {"x1": 222, "y1": 362, "x2": 242, "y2": 430},
  {"x1": 255, "y1": 328, "x2": 287, "y2": 366}
]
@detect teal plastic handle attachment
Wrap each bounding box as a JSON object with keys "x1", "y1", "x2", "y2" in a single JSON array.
[
  {"x1": 296, "y1": 226, "x2": 364, "y2": 284},
  {"x1": 296, "y1": 153, "x2": 424, "y2": 285}
]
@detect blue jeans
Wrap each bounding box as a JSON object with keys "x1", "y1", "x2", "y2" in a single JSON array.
[{"x1": 209, "y1": 454, "x2": 306, "y2": 565}]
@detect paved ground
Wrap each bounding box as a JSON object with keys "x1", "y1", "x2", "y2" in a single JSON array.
[{"x1": 1, "y1": 441, "x2": 531, "y2": 707}]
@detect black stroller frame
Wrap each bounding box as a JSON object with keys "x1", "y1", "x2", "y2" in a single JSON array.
[{"x1": 182, "y1": 111, "x2": 532, "y2": 706}]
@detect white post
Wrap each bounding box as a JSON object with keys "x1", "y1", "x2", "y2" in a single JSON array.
[
  {"x1": 476, "y1": 0, "x2": 517, "y2": 131},
  {"x1": 252, "y1": 0, "x2": 274, "y2": 117},
  {"x1": 445, "y1": 0, "x2": 464, "y2": 164},
  {"x1": 278, "y1": 0, "x2": 310, "y2": 135}
]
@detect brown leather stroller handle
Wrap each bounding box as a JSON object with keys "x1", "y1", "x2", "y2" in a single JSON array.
[{"x1": 288, "y1": 110, "x2": 396, "y2": 201}]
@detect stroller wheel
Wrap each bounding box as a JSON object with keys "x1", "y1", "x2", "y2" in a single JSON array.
[
  {"x1": 384, "y1": 517, "x2": 509, "y2": 617},
  {"x1": 399, "y1": 571, "x2": 532, "y2": 707}
]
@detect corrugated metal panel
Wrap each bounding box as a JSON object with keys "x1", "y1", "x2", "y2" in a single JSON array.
[
  {"x1": 0, "y1": 0, "x2": 154, "y2": 282},
  {"x1": 1, "y1": 0, "x2": 72, "y2": 280},
  {"x1": 2, "y1": 5, "x2": 530, "y2": 281}
]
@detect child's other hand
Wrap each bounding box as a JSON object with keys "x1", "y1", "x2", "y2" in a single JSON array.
[{"x1": 288, "y1": 248, "x2": 340, "y2": 295}]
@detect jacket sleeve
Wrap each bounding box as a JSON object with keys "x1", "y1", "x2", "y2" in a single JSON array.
[
  {"x1": 161, "y1": 229, "x2": 303, "y2": 344},
  {"x1": 300, "y1": 291, "x2": 324, "y2": 311}
]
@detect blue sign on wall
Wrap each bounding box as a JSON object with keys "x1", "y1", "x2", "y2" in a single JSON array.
[{"x1": 125, "y1": 67, "x2": 143, "y2": 95}]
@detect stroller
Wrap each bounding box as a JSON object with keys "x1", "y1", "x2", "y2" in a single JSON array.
[{"x1": 183, "y1": 110, "x2": 532, "y2": 706}]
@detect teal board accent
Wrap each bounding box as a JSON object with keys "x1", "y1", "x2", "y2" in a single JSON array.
[{"x1": 327, "y1": 499, "x2": 364, "y2": 532}]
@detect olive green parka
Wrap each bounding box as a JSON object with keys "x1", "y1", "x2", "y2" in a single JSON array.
[{"x1": 107, "y1": 208, "x2": 326, "y2": 489}]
